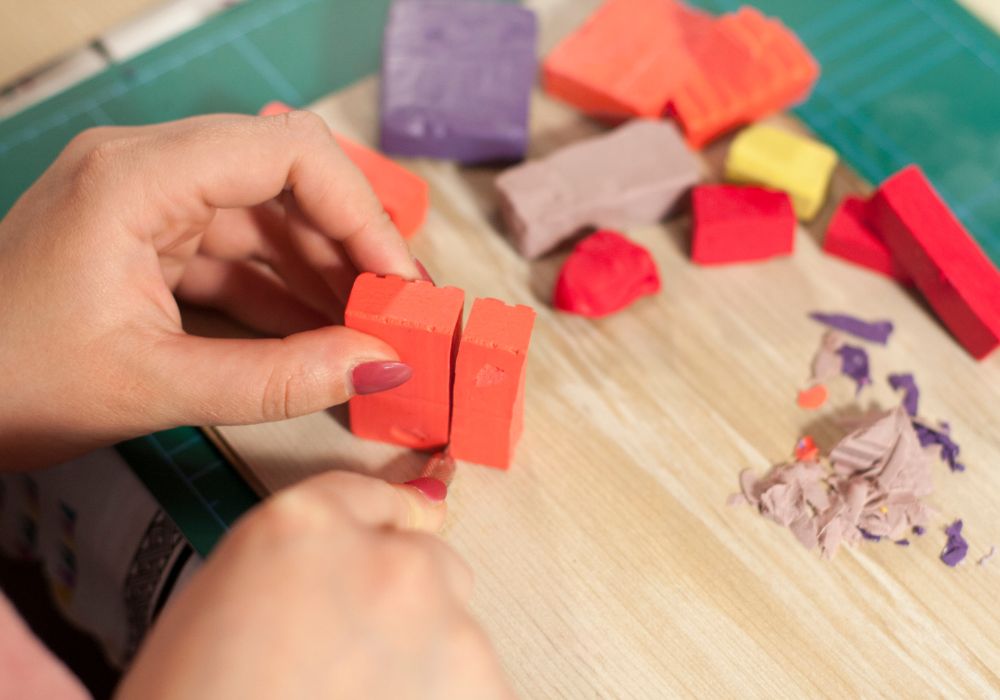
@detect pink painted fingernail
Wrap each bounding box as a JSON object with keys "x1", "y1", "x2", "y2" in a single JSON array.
[
  {"x1": 414, "y1": 259, "x2": 435, "y2": 284},
  {"x1": 404, "y1": 477, "x2": 447, "y2": 502},
  {"x1": 351, "y1": 362, "x2": 412, "y2": 395}
]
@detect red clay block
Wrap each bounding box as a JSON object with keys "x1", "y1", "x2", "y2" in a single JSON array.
[
  {"x1": 257, "y1": 101, "x2": 428, "y2": 238},
  {"x1": 450, "y1": 298, "x2": 536, "y2": 469},
  {"x1": 691, "y1": 185, "x2": 795, "y2": 265},
  {"x1": 822, "y1": 196, "x2": 910, "y2": 282},
  {"x1": 345, "y1": 273, "x2": 465, "y2": 449},
  {"x1": 553, "y1": 230, "x2": 660, "y2": 317},
  {"x1": 543, "y1": 0, "x2": 710, "y2": 119},
  {"x1": 869, "y1": 166, "x2": 1000, "y2": 359}
]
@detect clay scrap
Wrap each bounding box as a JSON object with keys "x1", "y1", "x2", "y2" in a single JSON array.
[{"x1": 734, "y1": 406, "x2": 933, "y2": 559}]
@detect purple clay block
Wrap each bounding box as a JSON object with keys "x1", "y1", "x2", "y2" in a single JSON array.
[
  {"x1": 379, "y1": 0, "x2": 538, "y2": 163},
  {"x1": 940, "y1": 519, "x2": 968, "y2": 567},
  {"x1": 888, "y1": 372, "x2": 920, "y2": 416},
  {"x1": 808, "y1": 312, "x2": 894, "y2": 344},
  {"x1": 836, "y1": 344, "x2": 872, "y2": 394}
]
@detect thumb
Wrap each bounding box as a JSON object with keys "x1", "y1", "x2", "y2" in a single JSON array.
[{"x1": 149, "y1": 326, "x2": 410, "y2": 426}]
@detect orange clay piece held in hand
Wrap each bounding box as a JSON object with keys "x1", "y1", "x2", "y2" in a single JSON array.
[
  {"x1": 345, "y1": 273, "x2": 465, "y2": 450},
  {"x1": 450, "y1": 298, "x2": 536, "y2": 470},
  {"x1": 259, "y1": 101, "x2": 428, "y2": 238}
]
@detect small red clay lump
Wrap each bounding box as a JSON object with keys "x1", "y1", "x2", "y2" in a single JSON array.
[{"x1": 553, "y1": 230, "x2": 661, "y2": 318}]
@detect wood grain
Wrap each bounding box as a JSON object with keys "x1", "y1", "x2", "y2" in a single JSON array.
[
  {"x1": 213, "y1": 2, "x2": 1000, "y2": 696},
  {"x1": 0, "y1": 0, "x2": 161, "y2": 85}
]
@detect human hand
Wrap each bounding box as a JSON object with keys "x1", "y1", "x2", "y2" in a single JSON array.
[
  {"x1": 0, "y1": 113, "x2": 422, "y2": 468},
  {"x1": 117, "y1": 470, "x2": 514, "y2": 700}
]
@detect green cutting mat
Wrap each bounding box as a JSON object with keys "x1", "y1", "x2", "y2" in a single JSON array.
[
  {"x1": 1, "y1": 0, "x2": 998, "y2": 553},
  {"x1": 116, "y1": 429, "x2": 258, "y2": 556}
]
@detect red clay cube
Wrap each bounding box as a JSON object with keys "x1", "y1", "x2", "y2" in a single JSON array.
[
  {"x1": 691, "y1": 185, "x2": 795, "y2": 265},
  {"x1": 870, "y1": 166, "x2": 1000, "y2": 359},
  {"x1": 450, "y1": 298, "x2": 536, "y2": 469},
  {"x1": 345, "y1": 273, "x2": 465, "y2": 449},
  {"x1": 822, "y1": 196, "x2": 909, "y2": 282}
]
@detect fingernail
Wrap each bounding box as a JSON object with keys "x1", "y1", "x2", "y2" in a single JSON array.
[
  {"x1": 351, "y1": 361, "x2": 412, "y2": 395},
  {"x1": 414, "y1": 259, "x2": 435, "y2": 284},
  {"x1": 421, "y1": 451, "x2": 456, "y2": 486},
  {"x1": 404, "y1": 477, "x2": 447, "y2": 502}
]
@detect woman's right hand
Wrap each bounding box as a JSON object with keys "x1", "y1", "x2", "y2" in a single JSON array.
[{"x1": 117, "y1": 470, "x2": 514, "y2": 699}]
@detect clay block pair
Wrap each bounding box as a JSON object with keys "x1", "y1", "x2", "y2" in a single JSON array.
[{"x1": 346, "y1": 273, "x2": 536, "y2": 469}]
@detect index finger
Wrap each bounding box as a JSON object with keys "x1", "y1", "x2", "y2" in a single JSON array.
[{"x1": 121, "y1": 112, "x2": 420, "y2": 279}]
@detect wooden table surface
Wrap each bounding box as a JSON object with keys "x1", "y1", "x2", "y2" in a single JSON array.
[
  {"x1": 209, "y1": 2, "x2": 1000, "y2": 696},
  {"x1": 0, "y1": 0, "x2": 161, "y2": 86}
]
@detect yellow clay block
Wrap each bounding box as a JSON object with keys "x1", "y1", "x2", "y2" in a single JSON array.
[{"x1": 724, "y1": 124, "x2": 838, "y2": 221}]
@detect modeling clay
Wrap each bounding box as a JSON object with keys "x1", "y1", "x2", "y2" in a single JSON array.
[
  {"x1": 940, "y1": 520, "x2": 968, "y2": 567},
  {"x1": 914, "y1": 420, "x2": 965, "y2": 473},
  {"x1": 978, "y1": 546, "x2": 996, "y2": 566},
  {"x1": 553, "y1": 230, "x2": 660, "y2": 318},
  {"x1": 836, "y1": 344, "x2": 871, "y2": 394},
  {"x1": 379, "y1": 0, "x2": 537, "y2": 163},
  {"x1": 794, "y1": 436, "x2": 819, "y2": 462},
  {"x1": 542, "y1": 0, "x2": 708, "y2": 118},
  {"x1": 734, "y1": 407, "x2": 933, "y2": 559},
  {"x1": 345, "y1": 273, "x2": 465, "y2": 450},
  {"x1": 670, "y1": 8, "x2": 819, "y2": 147},
  {"x1": 690, "y1": 184, "x2": 796, "y2": 265},
  {"x1": 808, "y1": 312, "x2": 893, "y2": 345},
  {"x1": 809, "y1": 330, "x2": 845, "y2": 385},
  {"x1": 258, "y1": 100, "x2": 428, "y2": 237},
  {"x1": 888, "y1": 373, "x2": 920, "y2": 417},
  {"x1": 450, "y1": 298, "x2": 536, "y2": 469},
  {"x1": 822, "y1": 196, "x2": 910, "y2": 282},
  {"x1": 724, "y1": 124, "x2": 836, "y2": 220},
  {"x1": 796, "y1": 385, "x2": 828, "y2": 411},
  {"x1": 496, "y1": 120, "x2": 699, "y2": 258},
  {"x1": 870, "y1": 165, "x2": 1000, "y2": 359}
]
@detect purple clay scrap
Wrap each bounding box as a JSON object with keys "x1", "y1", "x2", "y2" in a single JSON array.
[
  {"x1": 888, "y1": 372, "x2": 920, "y2": 416},
  {"x1": 379, "y1": 0, "x2": 538, "y2": 163},
  {"x1": 808, "y1": 312, "x2": 894, "y2": 344},
  {"x1": 836, "y1": 344, "x2": 872, "y2": 394},
  {"x1": 913, "y1": 525, "x2": 926, "y2": 536},
  {"x1": 895, "y1": 539, "x2": 910, "y2": 546},
  {"x1": 914, "y1": 422, "x2": 966, "y2": 473},
  {"x1": 940, "y1": 519, "x2": 969, "y2": 567},
  {"x1": 859, "y1": 528, "x2": 882, "y2": 542}
]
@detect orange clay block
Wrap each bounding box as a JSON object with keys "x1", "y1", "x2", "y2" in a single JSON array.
[
  {"x1": 543, "y1": 0, "x2": 710, "y2": 119},
  {"x1": 257, "y1": 101, "x2": 428, "y2": 238},
  {"x1": 670, "y1": 9, "x2": 818, "y2": 148},
  {"x1": 450, "y1": 298, "x2": 536, "y2": 469},
  {"x1": 345, "y1": 273, "x2": 465, "y2": 450}
]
